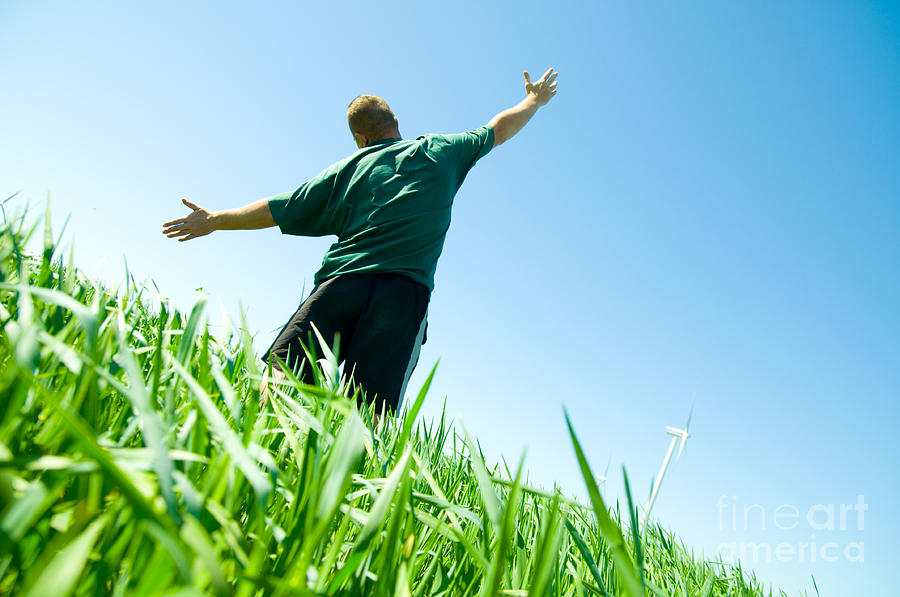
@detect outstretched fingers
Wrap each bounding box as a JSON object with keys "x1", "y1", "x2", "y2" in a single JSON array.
[
  {"x1": 164, "y1": 226, "x2": 191, "y2": 238},
  {"x1": 163, "y1": 197, "x2": 206, "y2": 239},
  {"x1": 162, "y1": 218, "x2": 186, "y2": 233},
  {"x1": 170, "y1": 230, "x2": 198, "y2": 242},
  {"x1": 524, "y1": 67, "x2": 559, "y2": 100}
]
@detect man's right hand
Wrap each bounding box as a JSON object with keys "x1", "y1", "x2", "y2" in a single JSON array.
[
  {"x1": 524, "y1": 68, "x2": 559, "y2": 107},
  {"x1": 163, "y1": 198, "x2": 216, "y2": 242}
]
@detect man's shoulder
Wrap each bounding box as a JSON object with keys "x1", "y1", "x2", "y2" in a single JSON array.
[
  {"x1": 415, "y1": 126, "x2": 494, "y2": 165},
  {"x1": 418, "y1": 125, "x2": 492, "y2": 137},
  {"x1": 417, "y1": 126, "x2": 493, "y2": 148}
]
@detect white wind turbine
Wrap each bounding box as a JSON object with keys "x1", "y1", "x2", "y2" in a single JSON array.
[
  {"x1": 641, "y1": 407, "x2": 692, "y2": 532},
  {"x1": 594, "y1": 455, "x2": 612, "y2": 488}
]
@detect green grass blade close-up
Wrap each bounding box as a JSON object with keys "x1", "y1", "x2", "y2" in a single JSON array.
[{"x1": 0, "y1": 208, "x2": 801, "y2": 595}]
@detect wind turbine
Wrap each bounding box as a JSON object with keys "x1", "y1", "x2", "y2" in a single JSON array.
[
  {"x1": 594, "y1": 455, "x2": 612, "y2": 488},
  {"x1": 641, "y1": 406, "x2": 693, "y2": 531}
]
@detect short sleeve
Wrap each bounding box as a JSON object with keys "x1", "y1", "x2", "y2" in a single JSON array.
[
  {"x1": 267, "y1": 169, "x2": 339, "y2": 237},
  {"x1": 426, "y1": 125, "x2": 495, "y2": 181}
]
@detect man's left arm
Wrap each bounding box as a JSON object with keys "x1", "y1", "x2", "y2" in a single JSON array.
[
  {"x1": 162, "y1": 197, "x2": 275, "y2": 242},
  {"x1": 487, "y1": 68, "x2": 558, "y2": 147}
]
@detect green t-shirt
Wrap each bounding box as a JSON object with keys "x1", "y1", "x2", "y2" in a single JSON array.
[{"x1": 267, "y1": 125, "x2": 494, "y2": 291}]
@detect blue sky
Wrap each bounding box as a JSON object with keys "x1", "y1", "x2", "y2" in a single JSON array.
[{"x1": 2, "y1": 1, "x2": 898, "y2": 594}]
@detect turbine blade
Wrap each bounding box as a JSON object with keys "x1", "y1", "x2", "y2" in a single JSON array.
[{"x1": 676, "y1": 432, "x2": 689, "y2": 460}]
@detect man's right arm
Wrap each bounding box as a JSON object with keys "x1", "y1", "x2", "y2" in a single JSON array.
[
  {"x1": 162, "y1": 198, "x2": 275, "y2": 242},
  {"x1": 163, "y1": 166, "x2": 339, "y2": 242},
  {"x1": 488, "y1": 68, "x2": 558, "y2": 147}
]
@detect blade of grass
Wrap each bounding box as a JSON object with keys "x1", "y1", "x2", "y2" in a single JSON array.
[
  {"x1": 168, "y1": 355, "x2": 272, "y2": 502},
  {"x1": 565, "y1": 518, "x2": 612, "y2": 597},
  {"x1": 354, "y1": 445, "x2": 414, "y2": 548},
  {"x1": 529, "y1": 492, "x2": 564, "y2": 597},
  {"x1": 463, "y1": 424, "x2": 501, "y2": 528},
  {"x1": 22, "y1": 513, "x2": 108, "y2": 597},
  {"x1": 180, "y1": 515, "x2": 228, "y2": 597},
  {"x1": 176, "y1": 295, "x2": 206, "y2": 365},
  {"x1": 564, "y1": 409, "x2": 644, "y2": 597},
  {"x1": 622, "y1": 466, "x2": 646, "y2": 591},
  {"x1": 315, "y1": 411, "x2": 367, "y2": 523},
  {"x1": 30, "y1": 382, "x2": 168, "y2": 528},
  {"x1": 480, "y1": 454, "x2": 524, "y2": 597},
  {"x1": 114, "y1": 308, "x2": 180, "y2": 525},
  {"x1": 395, "y1": 360, "x2": 437, "y2": 463},
  {"x1": 698, "y1": 569, "x2": 715, "y2": 597}
]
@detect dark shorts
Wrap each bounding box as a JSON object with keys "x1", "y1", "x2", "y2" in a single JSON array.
[{"x1": 263, "y1": 272, "x2": 430, "y2": 415}]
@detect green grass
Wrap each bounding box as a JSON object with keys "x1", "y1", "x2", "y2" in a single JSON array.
[{"x1": 0, "y1": 204, "x2": 799, "y2": 596}]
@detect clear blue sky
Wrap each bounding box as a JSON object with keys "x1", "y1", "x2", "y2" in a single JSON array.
[{"x1": 2, "y1": 2, "x2": 898, "y2": 594}]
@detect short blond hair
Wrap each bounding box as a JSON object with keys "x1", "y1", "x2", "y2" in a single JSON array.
[{"x1": 347, "y1": 95, "x2": 398, "y2": 139}]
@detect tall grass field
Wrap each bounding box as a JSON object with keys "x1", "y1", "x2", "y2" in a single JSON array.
[{"x1": 0, "y1": 205, "x2": 798, "y2": 596}]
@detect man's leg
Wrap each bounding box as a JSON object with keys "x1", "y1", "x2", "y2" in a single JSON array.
[
  {"x1": 396, "y1": 308, "x2": 428, "y2": 408},
  {"x1": 262, "y1": 275, "x2": 369, "y2": 384},
  {"x1": 343, "y1": 274, "x2": 430, "y2": 416}
]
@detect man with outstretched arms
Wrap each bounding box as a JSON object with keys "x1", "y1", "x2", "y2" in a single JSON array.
[{"x1": 163, "y1": 68, "x2": 559, "y2": 416}]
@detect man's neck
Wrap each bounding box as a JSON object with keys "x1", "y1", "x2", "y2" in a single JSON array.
[{"x1": 370, "y1": 130, "x2": 401, "y2": 144}]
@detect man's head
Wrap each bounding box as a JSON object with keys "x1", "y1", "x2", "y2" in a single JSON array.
[{"x1": 347, "y1": 95, "x2": 400, "y2": 148}]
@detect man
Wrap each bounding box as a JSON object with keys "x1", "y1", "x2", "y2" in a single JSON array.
[{"x1": 163, "y1": 67, "x2": 558, "y2": 416}]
